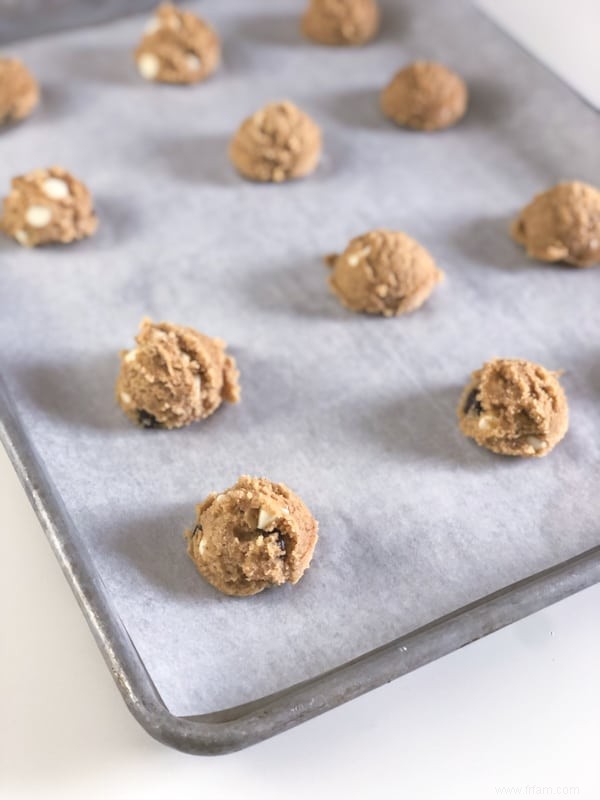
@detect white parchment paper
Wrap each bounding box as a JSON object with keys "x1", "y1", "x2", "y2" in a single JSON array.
[{"x1": 0, "y1": 0, "x2": 599, "y2": 716}]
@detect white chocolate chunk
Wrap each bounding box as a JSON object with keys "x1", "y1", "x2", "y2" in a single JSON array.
[
  {"x1": 137, "y1": 52, "x2": 160, "y2": 80},
  {"x1": 478, "y1": 414, "x2": 498, "y2": 431},
  {"x1": 192, "y1": 374, "x2": 202, "y2": 404},
  {"x1": 257, "y1": 508, "x2": 277, "y2": 530},
  {"x1": 347, "y1": 246, "x2": 371, "y2": 267},
  {"x1": 198, "y1": 537, "x2": 206, "y2": 556},
  {"x1": 25, "y1": 205, "x2": 52, "y2": 228},
  {"x1": 42, "y1": 178, "x2": 69, "y2": 200},
  {"x1": 120, "y1": 392, "x2": 132, "y2": 405},
  {"x1": 186, "y1": 53, "x2": 202, "y2": 71},
  {"x1": 526, "y1": 436, "x2": 547, "y2": 452},
  {"x1": 124, "y1": 349, "x2": 137, "y2": 363},
  {"x1": 14, "y1": 229, "x2": 29, "y2": 246}
]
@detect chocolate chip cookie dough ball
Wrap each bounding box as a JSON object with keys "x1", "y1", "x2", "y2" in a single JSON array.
[
  {"x1": 116, "y1": 318, "x2": 240, "y2": 429},
  {"x1": 511, "y1": 181, "x2": 600, "y2": 268},
  {"x1": 0, "y1": 58, "x2": 39, "y2": 125},
  {"x1": 135, "y1": 3, "x2": 220, "y2": 84},
  {"x1": 229, "y1": 101, "x2": 322, "y2": 182},
  {"x1": 381, "y1": 61, "x2": 468, "y2": 131},
  {"x1": 301, "y1": 0, "x2": 380, "y2": 46},
  {"x1": 458, "y1": 358, "x2": 568, "y2": 458},
  {"x1": 1, "y1": 167, "x2": 98, "y2": 247},
  {"x1": 326, "y1": 229, "x2": 444, "y2": 316},
  {"x1": 185, "y1": 476, "x2": 319, "y2": 597}
]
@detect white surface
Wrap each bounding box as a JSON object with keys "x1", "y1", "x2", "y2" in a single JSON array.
[
  {"x1": 475, "y1": 0, "x2": 600, "y2": 109},
  {"x1": 3, "y1": 2, "x2": 600, "y2": 798}
]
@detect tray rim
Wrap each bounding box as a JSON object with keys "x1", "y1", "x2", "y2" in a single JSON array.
[{"x1": 2, "y1": 375, "x2": 600, "y2": 755}]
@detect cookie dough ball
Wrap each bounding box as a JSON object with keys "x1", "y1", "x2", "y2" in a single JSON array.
[
  {"x1": 511, "y1": 181, "x2": 600, "y2": 268},
  {"x1": 458, "y1": 358, "x2": 568, "y2": 458},
  {"x1": 0, "y1": 58, "x2": 39, "y2": 125},
  {"x1": 1, "y1": 167, "x2": 98, "y2": 248},
  {"x1": 185, "y1": 476, "x2": 319, "y2": 596},
  {"x1": 301, "y1": 0, "x2": 380, "y2": 46},
  {"x1": 381, "y1": 61, "x2": 468, "y2": 131},
  {"x1": 326, "y1": 229, "x2": 443, "y2": 316},
  {"x1": 229, "y1": 101, "x2": 322, "y2": 183},
  {"x1": 116, "y1": 318, "x2": 240, "y2": 429},
  {"x1": 135, "y1": 3, "x2": 220, "y2": 84}
]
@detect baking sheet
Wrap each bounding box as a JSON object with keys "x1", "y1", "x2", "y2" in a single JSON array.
[{"x1": 0, "y1": 0, "x2": 598, "y2": 717}]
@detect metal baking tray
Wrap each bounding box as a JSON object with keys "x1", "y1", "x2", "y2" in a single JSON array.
[{"x1": 1, "y1": 0, "x2": 599, "y2": 754}]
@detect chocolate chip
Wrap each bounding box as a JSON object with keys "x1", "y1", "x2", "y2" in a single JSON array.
[
  {"x1": 137, "y1": 409, "x2": 160, "y2": 428},
  {"x1": 463, "y1": 387, "x2": 483, "y2": 416},
  {"x1": 273, "y1": 531, "x2": 286, "y2": 555}
]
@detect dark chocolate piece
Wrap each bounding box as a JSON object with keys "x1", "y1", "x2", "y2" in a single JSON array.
[
  {"x1": 137, "y1": 408, "x2": 160, "y2": 428},
  {"x1": 463, "y1": 387, "x2": 483, "y2": 416}
]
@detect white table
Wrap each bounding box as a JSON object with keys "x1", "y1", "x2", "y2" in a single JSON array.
[{"x1": 3, "y1": 4, "x2": 600, "y2": 797}]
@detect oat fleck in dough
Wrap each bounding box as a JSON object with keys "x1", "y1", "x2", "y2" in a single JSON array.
[
  {"x1": 301, "y1": 0, "x2": 380, "y2": 46},
  {"x1": 511, "y1": 181, "x2": 600, "y2": 268},
  {"x1": 326, "y1": 229, "x2": 444, "y2": 316},
  {"x1": 186, "y1": 476, "x2": 319, "y2": 597},
  {"x1": 458, "y1": 358, "x2": 568, "y2": 458},
  {"x1": 135, "y1": 3, "x2": 220, "y2": 84},
  {"x1": 0, "y1": 58, "x2": 39, "y2": 125},
  {"x1": 381, "y1": 61, "x2": 468, "y2": 131},
  {"x1": 116, "y1": 318, "x2": 240, "y2": 429},
  {"x1": 229, "y1": 101, "x2": 322, "y2": 182},
  {"x1": 1, "y1": 166, "x2": 98, "y2": 247}
]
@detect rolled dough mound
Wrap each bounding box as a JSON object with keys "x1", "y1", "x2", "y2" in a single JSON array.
[
  {"x1": 381, "y1": 60, "x2": 468, "y2": 131},
  {"x1": 116, "y1": 318, "x2": 240, "y2": 429},
  {"x1": 1, "y1": 166, "x2": 98, "y2": 247},
  {"x1": 326, "y1": 229, "x2": 444, "y2": 316},
  {"x1": 301, "y1": 0, "x2": 380, "y2": 46},
  {"x1": 186, "y1": 475, "x2": 319, "y2": 597},
  {"x1": 511, "y1": 181, "x2": 600, "y2": 268},
  {"x1": 135, "y1": 2, "x2": 220, "y2": 84},
  {"x1": 0, "y1": 58, "x2": 39, "y2": 125},
  {"x1": 228, "y1": 100, "x2": 322, "y2": 182},
  {"x1": 458, "y1": 358, "x2": 568, "y2": 457}
]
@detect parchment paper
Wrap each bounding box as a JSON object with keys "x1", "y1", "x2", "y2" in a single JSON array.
[{"x1": 0, "y1": 0, "x2": 599, "y2": 716}]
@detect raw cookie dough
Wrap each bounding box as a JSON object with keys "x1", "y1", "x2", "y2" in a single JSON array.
[
  {"x1": 301, "y1": 0, "x2": 380, "y2": 46},
  {"x1": 458, "y1": 358, "x2": 568, "y2": 458},
  {"x1": 1, "y1": 166, "x2": 98, "y2": 247},
  {"x1": 135, "y1": 3, "x2": 220, "y2": 84},
  {"x1": 228, "y1": 101, "x2": 322, "y2": 182},
  {"x1": 511, "y1": 181, "x2": 600, "y2": 268},
  {"x1": 185, "y1": 475, "x2": 319, "y2": 596},
  {"x1": 381, "y1": 61, "x2": 468, "y2": 131},
  {"x1": 326, "y1": 229, "x2": 444, "y2": 316},
  {"x1": 116, "y1": 318, "x2": 240, "y2": 429},
  {"x1": 0, "y1": 58, "x2": 39, "y2": 125}
]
